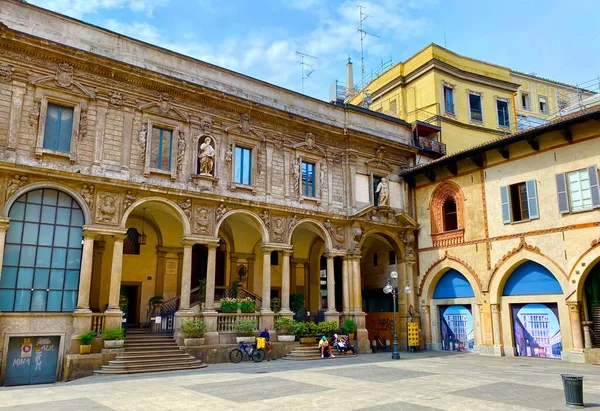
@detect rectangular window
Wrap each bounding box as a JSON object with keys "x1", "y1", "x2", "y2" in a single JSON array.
[
  {"x1": 501, "y1": 180, "x2": 539, "y2": 223},
  {"x1": 496, "y1": 99, "x2": 510, "y2": 127},
  {"x1": 150, "y1": 127, "x2": 173, "y2": 170},
  {"x1": 469, "y1": 93, "x2": 483, "y2": 122},
  {"x1": 567, "y1": 169, "x2": 593, "y2": 211},
  {"x1": 372, "y1": 175, "x2": 382, "y2": 206},
  {"x1": 443, "y1": 86, "x2": 454, "y2": 114},
  {"x1": 43, "y1": 103, "x2": 74, "y2": 153},
  {"x1": 539, "y1": 96, "x2": 548, "y2": 114},
  {"x1": 373, "y1": 253, "x2": 378, "y2": 267},
  {"x1": 301, "y1": 161, "x2": 316, "y2": 197},
  {"x1": 521, "y1": 92, "x2": 530, "y2": 110},
  {"x1": 389, "y1": 250, "x2": 396, "y2": 265},
  {"x1": 234, "y1": 146, "x2": 252, "y2": 185}
]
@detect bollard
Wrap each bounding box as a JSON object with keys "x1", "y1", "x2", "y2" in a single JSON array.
[{"x1": 561, "y1": 374, "x2": 584, "y2": 407}]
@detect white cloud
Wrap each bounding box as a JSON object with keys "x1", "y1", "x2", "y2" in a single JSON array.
[{"x1": 29, "y1": 0, "x2": 169, "y2": 19}]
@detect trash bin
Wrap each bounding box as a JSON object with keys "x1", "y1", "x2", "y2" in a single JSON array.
[{"x1": 561, "y1": 374, "x2": 584, "y2": 407}]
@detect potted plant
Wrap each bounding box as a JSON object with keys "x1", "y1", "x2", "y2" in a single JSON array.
[
  {"x1": 343, "y1": 318, "x2": 357, "y2": 340},
  {"x1": 234, "y1": 319, "x2": 257, "y2": 343},
  {"x1": 101, "y1": 327, "x2": 125, "y2": 349},
  {"x1": 231, "y1": 279, "x2": 240, "y2": 299},
  {"x1": 198, "y1": 279, "x2": 206, "y2": 311},
  {"x1": 317, "y1": 321, "x2": 339, "y2": 338},
  {"x1": 274, "y1": 317, "x2": 296, "y2": 342},
  {"x1": 180, "y1": 318, "x2": 208, "y2": 346},
  {"x1": 220, "y1": 297, "x2": 238, "y2": 313},
  {"x1": 270, "y1": 297, "x2": 281, "y2": 313},
  {"x1": 78, "y1": 330, "x2": 96, "y2": 354},
  {"x1": 239, "y1": 297, "x2": 256, "y2": 313},
  {"x1": 294, "y1": 321, "x2": 317, "y2": 344},
  {"x1": 149, "y1": 295, "x2": 164, "y2": 312}
]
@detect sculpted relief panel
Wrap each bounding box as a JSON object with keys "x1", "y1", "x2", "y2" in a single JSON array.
[{"x1": 95, "y1": 191, "x2": 121, "y2": 225}]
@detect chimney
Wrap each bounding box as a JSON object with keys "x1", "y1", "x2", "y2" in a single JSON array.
[{"x1": 345, "y1": 57, "x2": 357, "y2": 102}]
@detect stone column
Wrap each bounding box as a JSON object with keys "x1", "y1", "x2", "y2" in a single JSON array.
[
  {"x1": 491, "y1": 304, "x2": 503, "y2": 356},
  {"x1": 204, "y1": 243, "x2": 218, "y2": 312},
  {"x1": 229, "y1": 255, "x2": 238, "y2": 286},
  {"x1": 0, "y1": 217, "x2": 10, "y2": 285},
  {"x1": 261, "y1": 247, "x2": 272, "y2": 313},
  {"x1": 280, "y1": 250, "x2": 293, "y2": 315},
  {"x1": 583, "y1": 321, "x2": 594, "y2": 349},
  {"x1": 351, "y1": 256, "x2": 362, "y2": 312},
  {"x1": 421, "y1": 305, "x2": 431, "y2": 349},
  {"x1": 567, "y1": 302, "x2": 584, "y2": 350},
  {"x1": 326, "y1": 254, "x2": 336, "y2": 313},
  {"x1": 75, "y1": 231, "x2": 96, "y2": 312},
  {"x1": 178, "y1": 241, "x2": 193, "y2": 312},
  {"x1": 106, "y1": 234, "x2": 126, "y2": 312},
  {"x1": 342, "y1": 256, "x2": 350, "y2": 314}
]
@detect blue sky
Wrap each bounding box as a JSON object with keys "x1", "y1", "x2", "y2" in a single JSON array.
[{"x1": 29, "y1": 0, "x2": 600, "y2": 101}]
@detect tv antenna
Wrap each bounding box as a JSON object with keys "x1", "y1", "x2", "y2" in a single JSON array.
[
  {"x1": 357, "y1": 4, "x2": 379, "y2": 89},
  {"x1": 296, "y1": 50, "x2": 318, "y2": 94}
]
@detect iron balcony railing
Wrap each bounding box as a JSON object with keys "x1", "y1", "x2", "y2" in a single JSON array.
[{"x1": 416, "y1": 136, "x2": 446, "y2": 156}]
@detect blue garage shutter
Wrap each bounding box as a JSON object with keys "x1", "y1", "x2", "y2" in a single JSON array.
[
  {"x1": 433, "y1": 269, "x2": 475, "y2": 299},
  {"x1": 502, "y1": 261, "x2": 562, "y2": 296}
]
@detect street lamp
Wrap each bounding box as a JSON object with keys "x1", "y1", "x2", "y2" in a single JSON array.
[{"x1": 383, "y1": 270, "x2": 412, "y2": 360}]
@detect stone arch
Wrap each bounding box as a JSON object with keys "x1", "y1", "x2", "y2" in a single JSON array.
[
  {"x1": 357, "y1": 227, "x2": 405, "y2": 260},
  {"x1": 127, "y1": 215, "x2": 163, "y2": 246},
  {"x1": 214, "y1": 209, "x2": 269, "y2": 243},
  {"x1": 488, "y1": 251, "x2": 569, "y2": 304},
  {"x1": 429, "y1": 181, "x2": 465, "y2": 234},
  {"x1": 570, "y1": 243, "x2": 600, "y2": 301},
  {"x1": 287, "y1": 218, "x2": 333, "y2": 251},
  {"x1": 120, "y1": 196, "x2": 191, "y2": 236},
  {"x1": 420, "y1": 254, "x2": 482, "y2": 300},
  {"x1": 3, "y1": 181, "x2": 92, "y2": 225}
]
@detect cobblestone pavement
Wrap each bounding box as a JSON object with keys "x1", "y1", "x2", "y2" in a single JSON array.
[{"x1": 1, "y1": 351, "x2": 600, "y2": 410}]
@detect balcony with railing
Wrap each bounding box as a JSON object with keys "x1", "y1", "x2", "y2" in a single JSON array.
[{"x1": 408, "y1": 105, "x2": 446, "y2": 157}]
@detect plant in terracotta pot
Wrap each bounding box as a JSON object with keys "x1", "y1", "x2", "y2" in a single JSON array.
[
  {"x1": 101, "y1": 327, "x2": 125, "y2": 349},
  {"x1": 220, "y1": 297, "x2": 238, "y2": 313},
  {"x1": 78, "y1": 330, "x2": 96, "y2": 354},
  {"x1": 274, "y1": 317, "x2": 296, "y2": 342},
  {"x1": 234, "y1": 319, "x2": 257, "y2": 343},
  {"x1": 180, "y1": 318, "x2": 208, "y2": 346},
  {"x1": 343, "y1": 319, "x2": 357, "y2": 340},
  {"x1": 294, "y1": 321, "x2": 317, "y2": 344},
  {"x1": 148, "y1": 295, "x2": 164, "y2": 313}
]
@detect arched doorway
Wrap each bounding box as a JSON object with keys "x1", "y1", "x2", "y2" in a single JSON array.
[
  {"x1": 500, "y1": 261, "x2": 564, "y2": 359},
  {"x1": 432, "y1": 269, "x2": 476, "y2": 352},
  {"x1": 583, "y1": 263, "x2": 600, "y2": 347},
  {"x1": 0, "y1": 188, "x2": 84, "y2": 312}
]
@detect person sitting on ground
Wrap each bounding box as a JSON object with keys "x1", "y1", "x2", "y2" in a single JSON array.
[
  {"x1": 332, "y1": 333, "x2": 347, "y2": 354},
  {"x1": 259, "y1": 327, "x2": 274, "y2": 361},
  {"x1": 343, "y1": 335, "x2": 357, "y2": 355},
  {"x1": 318, "y1": 335, "x2": 335, "y2": 358}
]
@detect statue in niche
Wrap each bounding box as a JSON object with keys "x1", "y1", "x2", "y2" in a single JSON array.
[
  {"x1": 198, "y1": 136, "x2": 215, "y2": 175},
  {"x1": 376, "y1": 177, "x2": 389, "y2": 207}
]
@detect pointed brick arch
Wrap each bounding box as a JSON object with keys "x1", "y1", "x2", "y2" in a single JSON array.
[{"x1": 430, "y1": 181, "x2": 465, "y2": 234}]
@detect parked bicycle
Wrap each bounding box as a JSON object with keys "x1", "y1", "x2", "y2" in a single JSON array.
[{"x1": 230, "y1": 340, "x2": 266, "y2": 363}]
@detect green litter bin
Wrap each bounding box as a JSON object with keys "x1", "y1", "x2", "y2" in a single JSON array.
[{"x1": 561, "y1": 374, "x2": 584, "y2": 407}]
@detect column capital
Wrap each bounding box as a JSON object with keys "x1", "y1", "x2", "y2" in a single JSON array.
[
  {"x1": 0, "y1": 216, "x2": 10, "y2": 231},
  {"x1": 282, "y1": 249, "x2": 293, "y2": 257},
  {"x1": 261, "y1": 243, "x2": 288, "y2": 252},
  {"x1": 566, "y1": 301, "x2": 581, "y2": 312},
  {"x1": 83, "y1": 225, "x2": 126, "y2": 238},
  {"x1": 113, "y1": 233, "x2": 127, "y2": 242},
  {"x1": 181, "y1": 236, "x2": 219, "y2": 247},
  {"x1": 421, "y1": 305, "x2": 430, "y2": 314}
]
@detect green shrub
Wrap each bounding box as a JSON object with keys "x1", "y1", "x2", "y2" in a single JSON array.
[
  {"x1": 343, "y1": 318, "x2": 357, "y2": 335},
  {"x1": 274, "y1": 317, "x2": 295, "y2": 335},
  {"x1": 180, "y1": 318, "x2": 208, "y2": 338},
  {"x1": 77, "y1": 331, "x2": 96, "y2": 345},
  {"x1": 148, "y1": 295, "x2": 164, "y2": 305},
  {"x1": 101, "y1": 328, "x2": 124, "y2": 341},
  {"x1": 270, "y1": 297, "x2": 281, "y2": 313},
  {"x1": 220, "y1": 297, "x2": 238, "y2": 313},
  {"x1": 239, "y1": 297, "x2": 256, "y2": 313},
  {"x1": 234, "y1": 319, "x2": 257, "y2": 336},
  {"x1": 317, "y1": 321, "x2": 338, "y2": 337},
  {"x1": 293, "y1": 321, "x2": 317, "y2": 338},
  {"x1": 231, "y1": 280, "x2": 240, "y2": 299}
]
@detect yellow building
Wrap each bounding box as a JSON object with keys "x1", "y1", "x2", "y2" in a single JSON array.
[
  {"x1": 401, "y1": 106, "x2": 600, "y2": 364},
  {"x1": 348, "y1": 44, "x2": 521, "y2": 155}
]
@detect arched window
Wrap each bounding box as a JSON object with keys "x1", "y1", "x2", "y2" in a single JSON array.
[
  {"x1": 0, "y1": 189, "x2": 83, "y2": 312},
  {"x1": 123, "y1": 227, "x2": 141, "y2": 255},
  {"x1": 443, "y1": 199, "x2": 458, "y2": 231}
]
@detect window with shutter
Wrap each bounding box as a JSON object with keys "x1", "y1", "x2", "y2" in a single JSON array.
[
  {"x1": 587, "y1": 165, "x2": 600, "y2": 209},
  {"x1": 526, "y1": 180, "x2": 539, "y2": 219},
  {"x1": 43, "y1": 103, "x2": 74, "y2": 153},
  {"x1": 555, "y1": 173, "x2": 570, "y2": 214},
  {"x1": 500, "y1": 185, "x2": 511, "y2": 223},
  {"x1": 502, "y1": 180, "x2": 539, "y2": 223},
  {"x1": 567, "y1": 169, "x2": 592, "y2": 211}
]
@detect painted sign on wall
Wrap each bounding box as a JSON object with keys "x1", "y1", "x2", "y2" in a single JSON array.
[
  {"x1": 440, "y1": 305, "x2": 474, "y2": 352},
  {"x1": 4, "y1": 336, "x2": 60, "y2": 386},
  {"x1": 511, "y1": 303, "x2": 561, "y2": 359}
]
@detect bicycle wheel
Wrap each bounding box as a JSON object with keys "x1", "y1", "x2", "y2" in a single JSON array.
[
  {"x1": 252, "y1": 349, "x2": 266, "y2": 362},
  {"x1": 230, "y1": 348, "x2": 244, "y2": 363}
]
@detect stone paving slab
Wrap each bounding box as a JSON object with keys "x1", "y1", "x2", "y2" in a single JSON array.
[
  {"x1": 184, "y1": 376, "x2": 330, "y2": 403},
  {"x1": 0, "y1": 398, "x2": 113, "y2": 411},
  {"x1": 356, "y1": 400, "x2": 444, "y2": 410},
  {"x1": 319, "y1": 363, "x2": 435, "y2": 383}
]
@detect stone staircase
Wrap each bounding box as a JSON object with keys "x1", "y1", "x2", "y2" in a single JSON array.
[
  {"x1": 282, "y1": 344, "x2": 350, "y2": 361},
  {"x1": 94, "y1": 329, "x2": 206, "y2": 375}
]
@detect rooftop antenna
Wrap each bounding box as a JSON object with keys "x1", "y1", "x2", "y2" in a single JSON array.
[
  {"x1": 296, "y1": 50, "x2": 318, "y2": 94},
  {"x1": 357, "y1": 4, "x2": 379, "y2": 90}
]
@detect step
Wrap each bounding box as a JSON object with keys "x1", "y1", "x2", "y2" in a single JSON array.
[
  {"x1": 282, "y1": 355, "x2": 353, "y2": 361},
  {"x1": 100, "y1": 360, "x2": 203, "y2": 372},
  {"x1": 124, "y1": 340, "x2": 177, "y2": 345},
  {"x1": 122, "y1": 349, "x2": 184, "y2": 356},
  {"x1": 109, "y1": 357, "x2": 198, "y2": 366},
  {"x1": 124, "y1": 338, "x2": 175, "y2": 343},
  {"x1": 117, "y1": 352, "x2": 190, "y2": 360},
  {"x1": 94, "y1": 363, "x2": 207, "y2": 375},
  {"x1": 123, "y1": 343, "x2": 178, "y2": 349}
]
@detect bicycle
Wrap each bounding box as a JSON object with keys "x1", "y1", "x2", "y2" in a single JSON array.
[{"x1": 229, "y1": 340, "x2": 266, "y2": 363}]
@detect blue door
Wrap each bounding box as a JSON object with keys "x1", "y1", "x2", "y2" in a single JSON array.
[{"x1": 4, "y1": 336, "x2": 60, "y2": 386}]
